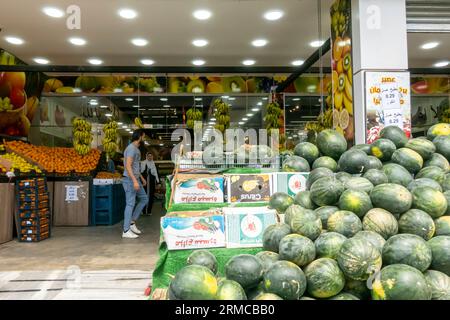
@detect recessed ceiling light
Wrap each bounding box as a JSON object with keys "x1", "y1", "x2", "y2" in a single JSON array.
[
  {"x1": 257, "y1": 102, "x2": 263, "y2": 106},
  {"x1": 160, "y1": 98, "x2": 168, "y2": 101},
  {"x1": 42, "y1": 7, "x2": 64, "y2": 18},
  {"x1": 125, "y1": 98, "x2": 133, "y2": 101},
  {"x1": 131, "y1": 38, "x2": 148, "y2": 46},
  {"x1": 238, "y1": 121, "x2": 245, "y2": 125},
  {"x1": 228, "y1": 97, "x2": 236, "y2": 101},
  {"x1": 88, "y1": 58, "x2": 103, "y2": 65},
  {"x1": 69, "y1": 37, "x2": 86, "y2": 46},
  {"x1": 133, "y1": 105, "x2": 140, "y2": 108},
  {"x1": 210, "y1": 118, "x2": 216, "y2": 121},
  {"x1": 247, "y1": 113, "x2": 253, "y2": 117},
  {"x1": 292, "y1": 60, "x2": 304, "y2": 66},
  {"x1": 5, "y1": 36, "x2": 24, "y2": 45},
  {"x1": 159, "y1": 143, "x2": 164, "y2": 146},
  {"x1": 140, "y1": 59, "x2": 154, "y2": 65},
  {"x1": 262, "y1": 97, "x2": 268, "y2": 100},
  {"x1": 221, "y1": 95, "x2": 229, "y2": 99},
  {"x1": 192, "y1": 39, "x2": 209, "y2": 47},
  {"x1": 242, "y1": 117, "x2": 248, "y2": 121},
  {"x1": 163, "y1": 104, "x2": 171, "y2": 108},
  {"x1": 242, "y1": 59, "x2": 256, "y2": 66},
  {"x1": 434, "y1": 61, "x2": 449, "y2": 68},
  {"x1": 89, "y1": 100, "x2": 98, "y2": 105},
  {"x1": 421, "y1": 42, "x2": 439, "y2": 50},
  {"x1": 33, "y1": 57, "x2": 49, "y2": 64},
  {"x1": 122, "y1": 125, "x2": 128, "y2": 129},
  {"x1": 263, "y1": 10, "x2": 284, "y2": 21},
  {"x1": 105, "y1": 113, "x2": 112, "y2": 117},
  {"x1": 193, "y1": 9, "x2": 212, "y2": 20},
  {"x1": 192, "y1": 59, "x2": 205, "y2": 66},
  {"x1": 118, "y1": 8, "x2": 137, "y2": 19},
  {"x1": 117, "y1": 122, "x2": 123, "y2": 125},
  {"x1": 293, "y1": 98, "x2": 300, "y2": 101},
  {"x1": 195, "y1": 98, "x2": 202, "y2": 101},
  {"x1": 252, "y1": 39, "x2": 268, "y2": 47},
  {"x1": 251, "y1": 108, "x2": 259, "y2": 112},
  {"x1": 310, "y1": 40, "x2": 324, "y2": 48},
  {"x1": 100, "y1": 105, "x2": 108, "y2": 109}
]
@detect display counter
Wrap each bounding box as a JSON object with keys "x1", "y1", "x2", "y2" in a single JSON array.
[{"x1": 0, "y1": 182, "x2": 15, "y2": 244}]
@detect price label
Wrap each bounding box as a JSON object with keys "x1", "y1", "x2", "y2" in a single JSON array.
[
  {"x1": 383, "y1": 108, "x2": 403, "y2": 128},
  {"x1": 380, "y1": 83, "x2": 400, "y2": 110},
  {"x1": 65, "y1": 185, "x2": 80, "y2": 202}
]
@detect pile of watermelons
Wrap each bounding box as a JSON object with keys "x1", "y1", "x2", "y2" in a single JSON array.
[{"x1": 166, "y1": 123, "x2": 450, "y2": 300}]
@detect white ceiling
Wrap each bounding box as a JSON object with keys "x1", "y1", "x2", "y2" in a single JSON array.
[{"x1": 0, "y1": 0, "x2": 448, "y2": 68}]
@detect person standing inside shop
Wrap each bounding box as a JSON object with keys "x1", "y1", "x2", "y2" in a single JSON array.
[
  {"x1": 140, "y1": 152, "x2": 160, "y2": 215},
  {"x1": 122, "y1": 129, "x2": 148, "y2": 239}
]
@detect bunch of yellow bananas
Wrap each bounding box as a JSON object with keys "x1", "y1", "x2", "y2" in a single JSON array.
[
  {"x1": 213, "y1": 99, "x2": 230, "y2": 132},
  {"x1": 72, "y1": 117, "x2": 93, "y2": 156},
  {"x1": 102, "y1": 121, "x2": 118, "y2": 157},
  {"x1": 186, "y1": 108, "x2": 203, "y2": 129},
  {"x1": 134, "y1": 117, "x2": 144, "y2": 129},
  {"x1": 264, "y1": 101, "x2": 283, "y2": 131}
]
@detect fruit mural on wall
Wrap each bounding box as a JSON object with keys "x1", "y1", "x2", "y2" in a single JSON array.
[
  {"x1": 0, "y1": 49, "x2": 45, "y2": 137},
  {"x1": 330, "y1": 0, "x2": 354, "y2": 146}
]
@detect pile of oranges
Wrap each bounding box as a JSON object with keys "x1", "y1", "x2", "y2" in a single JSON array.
[
  {"x1": 5, "y1": 140, "x2": 101, "y2": 174},
  {"x1": 95, "y1": 171, "x2": 122, "y2": 179}
]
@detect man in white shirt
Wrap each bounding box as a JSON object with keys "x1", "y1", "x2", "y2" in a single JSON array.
[{"x1": 140, "y1": 152, "x2": 160, "y2": 215}]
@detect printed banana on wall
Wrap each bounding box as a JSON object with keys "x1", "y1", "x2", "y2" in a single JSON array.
[
  {"x1": 72, "y1": 118, "x2": 93, "y2": 156},
  {"x1": 102, "y1": 121, "x2": 118, "y2": 157}
]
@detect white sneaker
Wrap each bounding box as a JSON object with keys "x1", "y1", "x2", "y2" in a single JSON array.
[
  {"x1": 122, "y1": 230, "x2": 139, "y2": 239},
  {"x1": 130, "y1": 224, "x2": 142, "y2": 235}
]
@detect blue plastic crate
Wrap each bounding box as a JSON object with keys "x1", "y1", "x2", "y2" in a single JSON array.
[{"x1": 91, "y1": 184, "x2": 125, "y2": 225}]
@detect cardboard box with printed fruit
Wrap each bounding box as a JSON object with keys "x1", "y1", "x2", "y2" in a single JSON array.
[{"x1": 0, "y1": 71, "x2": 34, "y2": 137}]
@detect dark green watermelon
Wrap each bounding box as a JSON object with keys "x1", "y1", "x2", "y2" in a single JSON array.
[
  {"x1": 310, "y1": 177, "x2": 345, "y2": 206},
  {"x1": 407, "y1": 178, "x2": 443, "y2": 192},
  {"x1": 263, "y1": 260, "x2": 307, "y2": 300},
  {"x1": 445, "y1": 191, "x2": 450, "y2": 215},
  {"x1": 370, "y1": 138, "x2": 397, "y2": 162},
  {"x1": 444, "y1": 174, "x2": 450, "y2": 192},
  {"x1": 282, "y1": 155, "x2": 310, "y2": 172},
  {"x1": 382, "y1": 163, "x2": 413, "y2": 187},
  {"x1": 362, "y1": 208, "x2": 398, "y2": 239},
  {"x1": 428, "y1": 236, "x2": 450, "y2": 276},
  {"x1": 299, "y1": 296, "x2": 316, "y2": 300},
  {"x1": 306, "y1": 167, "x2": 334, "y2": 190},
  {"x1": 254, "y1": 293, "x2": 283, "y2": 300},
  {"x1": 278, "y1": 234, "x2": 316, "y2": 266},
  {"x1": 353, "y1": 230, "x2": 386, "y2": 252},
  {"x1": 245, "y1": 282, "x2": 266, "y2": 300},
  {"x1": 338, "y1": 189, "x2": 373, "y2": 218},
  {"x1": 169, "y1": 265, "x2": 218, "y2": 300},
  {"x1": 382, "y1": 234, "x2": 432, "y2": 272},
  {"x1": 379, "y1": 126, "x2": 408, "y2": 148},
  {"x1": 335, "y1": 172, "x2": 352, "y2": 184},
  {"x1": 304, "y1": 258, "x2": 345, "y2": 298},
  {"x1": 425, "y1": 153, "x2": 450, "y2": 173},
  {"x1": 363, "y1": 169, "x2": 388, "y2": 186},
  {"x1": 269, "y1": 192, "x2": 294, "y2": 214},
  {"x1": 289, "y1": 208, "x2": 322, "y2": 240},
  {"x1": 262, "y1": 223, "x2": 291, "y2": 253},
  {"x1": 187, "y1": 250, "x2": 218, "y2": 274},
  {"x1": 415, "y1": 166, "x2": 446, "y2": 185},
  {"x1": 225, "y1": 254, "x2": 264, "y2": 289},
  {"x1": 364, "y1": 156, "x2": 383, "y2": 172},
  {"x1": 344, "y1": 177, "x2": 374, "y2": 194},
  {"x1": 423, "y1": 270, "x2": 450, "y2": 300},
  {"x1": 314, "y1": 206, "x2": 339, "y2": 229},
  {"x1": 329, "y1": 293, "x2": 360, "y2": 300},
  {"x1": 294, "y1": 142, "x2": 320, "y2": 165},
  {"x1": 370, "y1": 183, "x2": 412, "y2": 215},
  {"x1": 435, "y1": 216, "x2": 450, "y2": 236},
  {"x1": 294, "y1": 191, "x2": 317, "y2": 209},
  {"x1": 343, "y1": 278, "x2": 371, "y2": 300},
  {"x1": 312, "y1": 156, "x2": 338, "y2": 172},
  {"x1": 405, "y1": 138, "x2": 436, "y2": 160},
  {"x1": 314, "y1": 232, "x2": 347, "y2": 259},
  {"x1": 398, "y1": 209, "x2": 436, "y2": 240},
  {"x1": 411, "y1": 186, "x2": 448, "y2": 219},
  {"x1": 433, "y1": 135, "x2": 450, "y2": 162},
  {"x1": 338, "y1": 149, "x2": 370, "y2": 174},
  {"x1": 391, "y1": 148, "x2": 424, "y2": 174},
  {"x1": 316, "y1": 129, "x2": 348, "y2": 160},
  {"x1": 337, "y1": 238, "x2": 382, "y2": 281},
  {"x1": 427, "y1": 123, "x2": 450, "y2": 141},
  {"x1": 371, "y1": 264, "x2": 432, "y2": 300},
  {"x1": 255, "y1": 251, "x2": 279, "y2": 273},
  {"x1": 327, "y1": 210, "x2": 363, "y2": 237},
  {"x1": 351, "y1": 144, "x2": 372, "y2": 155},
  {"x1": 216, "y1": 279, "x2": 247, "y2": 300}
]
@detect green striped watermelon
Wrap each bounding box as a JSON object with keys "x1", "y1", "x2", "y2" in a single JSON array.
[
  {"x1": 382, "y1": 163, "x2": 413, "y2": 187},
  {"x1": 216, "y1": 279, "x2": 247, "y2": 300},
  {"x1": 363, "y1": 169, "x2": 388, "y2": 186},
  {"x1": 187, "y1": 250, "x2": 218, "y2": 274},
  {"x1": 338, "y1": 149, "x2": 370, "y2": 174},
  {"x1": 225, "y1": 254, "x2": 264, "y2": 289},
  {"x1": 294, "y1": 142, "x2": 320, "y2": 165},
  {"x1": 310, "y1": 177, "x2": 345, "y2": 206},
  {"x1": 364, "y1": 156, "x2": 383, "y2": 172},
  {"x1": 416, "y1": 166, "x2": 446, "y2": 185},
  {"x1": 435, "y1": 216, "x2": 450, "y2": 236},
  {"x1": 425, "y1": 153, "x2": 449, "y2": 172},
  {"x1": 380, "y1": 126, "x2": 408, "y2": 148},
  {"x1": 444, "y1": 174, "x2": 450, "y2": 192},
  {"x1": 405, "y1": 138, "x2": 436, "y2": 160},
  {"x1": 289, "y1": 208, "x2": 322, "y2": 240},
  {"x1": 344, "y1": 177, "x2": 374, "y2": 193},
  {"x1": 304, "y1": 258, "x2": 345, "y2": 298},
  {"x1": 398, "y1": 209, "x2": 435, "y2": 240},
  {"x1": 343, "y1": 278, "x2": 371, "y2": 300},
  {"x1": 362, "y1": 208, "x2": 398, "y2": 239},
  {"x1": 370, "y1": 183, "x2": 412, "y2": 215},
  {"x1": 445, "y1": 191, "x2": 450, "y2": 215},
  {"x1": 314, "y1": 232, "x2": 347, "y2": 260},
  {"x1": 391, "y1": 148, "x2": 424, "y2": 174},
  {"x1": 278, "y1": 234, "x2": 316, "y2": 267},
  {"x1": 294, "y1": 191, "x2": 317, "y2": 210},
  {"x1": 169, "y1": 265, "x2": 218, "y2": 300},
  {"x1": 382, "y1": 234, "x2": 432, "y2": 272},
  {"x1": 306, "y1": 167, "x2": 334, "y2": 190},
  {"x1": 316, "y1": 129, "x2": 348, "y2": 160},
  {"x1": 255, "y1": 251, "x2": 279, "y2": 273},
  {"x1": 371, "y1": 138, "x2": 396, "y2": 162},
  {"x1": 262, "y1": 223, "x2": 291, "y2": 253},
  {"x1": 263, "y1": 260, "x2": 307, "y2": 300},
  {"x1": 338, "y1": 189, "x2": 373, "y2": 218},
  {"x1": 423, "y1": 270, "x2": 450, "y2": 300},
  {"x1": 428, "y1": 236, "x2": 450, "y2": 276},
  {"x1": 411, "y1": 186, "x2": 448, "y2": 219},
  {"x1": 433, "y1": 135, "x2": 450, "y2": 162},
  {"x1": 312, "y1": 156, "x2": 338, "y2": 172},
  {"x1": 314, "y1": 206, "x2": 339, "y2": 229},
  {"x1": 407, "y1": 178, "x2": 443, "y2": 192},
  {"x1": 282, "y1": 155, "x2": 311, "y2": 172},
  {"x1": 353, "y1": 231, "x2": 386, "y2": 252},
  {"x1": 351, "y1": 144, "x2": 372, "y2": 155},
  {"x1": 327, "y1": 210, "x2": 363, "y2": 237},
  {"x1": 335, "y1": 172, "x2": 352, "y2": 184},
  {"x1": 269, "y1": 192, "x2": 294, "y2": 214}
]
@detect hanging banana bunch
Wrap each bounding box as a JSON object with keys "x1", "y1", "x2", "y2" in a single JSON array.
[
  {"x1": 72, "y1": 117, "x2": 93, "y2": 156},
  {"x1": 102, "y1": 121, "x2": 118, "y2": 158},
  {"x1": 186, "y1": 107, "x2": 203, "y2": 129},
  {"x1": 134, "y1": 117, "x2": 144, "y2": 129},
  {"x1": 264, "y1": 101, "x2": 283, "y2": 131},
  {"x1": 213, "y1": 98, "x2": 230, "y2": 133},
  {"x1": 305, "y1": 82, "x2": 334, "y2": 139}
]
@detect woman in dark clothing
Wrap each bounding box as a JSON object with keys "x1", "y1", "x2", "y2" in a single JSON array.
[{"x1": 140, "y1": 152, "x2": 160, "y2": 215}]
